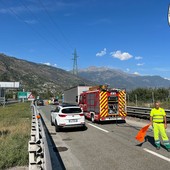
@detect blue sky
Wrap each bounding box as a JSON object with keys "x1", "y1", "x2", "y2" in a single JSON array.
[{"x1": 0, "y1": 0, "x2": 170, "y2": 78}]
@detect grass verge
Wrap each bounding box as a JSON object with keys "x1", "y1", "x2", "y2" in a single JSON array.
[{"x1": 0, "y1": 102, "x2": 32, "y2": 170}]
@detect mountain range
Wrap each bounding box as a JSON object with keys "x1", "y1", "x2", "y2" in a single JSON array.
[
  {"x1": 0, "y1": 53, "x2": 170, "y2": 96},
  {"x1": 78, "y1": 66, "x2": 170, "y2": 90},
  {"x1": 0, "y1": 53, "x2": 93, "y2": 95}
]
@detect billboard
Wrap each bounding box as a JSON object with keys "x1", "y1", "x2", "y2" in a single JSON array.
[{"x1": 0, "y1": 82, "x2": 20, "y2": 88}]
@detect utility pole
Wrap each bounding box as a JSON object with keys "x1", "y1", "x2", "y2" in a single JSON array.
[
  {"x1": 127, "y1": 94, "x2": 129, "y2": 105},
  {"x1": 135, "y1": 94, "x2": 137, "y2": 106},
  {"x1": 152, "y1": 91, "x2": 155, "y2": 105},
  {"x1": 72, "y1": 49, "x2": 78, "y2": 75}
]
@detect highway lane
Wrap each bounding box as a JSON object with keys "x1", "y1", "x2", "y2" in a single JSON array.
[{"x1": 39, "y1": 105, "x2": 170, "y2": 170}]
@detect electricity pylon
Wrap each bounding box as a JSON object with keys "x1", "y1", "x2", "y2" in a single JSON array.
[{"x1": 72, "y1": 49, "x2": 78, "y2": 75}]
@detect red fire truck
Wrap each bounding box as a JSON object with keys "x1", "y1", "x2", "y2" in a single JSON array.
[{"x1": 79, "y1": 85, "x2": 127, "y2": 122}]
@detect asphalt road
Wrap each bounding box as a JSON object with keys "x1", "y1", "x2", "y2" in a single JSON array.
[{"x1": 39, "y1": 105, "x2": 170, "y2": 170}]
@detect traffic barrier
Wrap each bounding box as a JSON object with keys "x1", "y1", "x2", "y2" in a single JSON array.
[
  {"x1": 127, "y1": 106, "x2": 170, "y2": 121},
  {"x1": 0, "y1": 97, "x2": 5, "y2": 107},
  {"x1": 28, "y1": 102, "x2": 52, "y2": 170}
]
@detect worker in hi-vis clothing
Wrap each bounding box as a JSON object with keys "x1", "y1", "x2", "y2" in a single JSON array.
[{"x1": 150, "y1": 101, "x2": 170, "y2": 152}]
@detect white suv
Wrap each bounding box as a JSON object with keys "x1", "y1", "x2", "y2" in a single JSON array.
[{"x1": 51, "y1": 104, "x2": 86, "y2": 131}]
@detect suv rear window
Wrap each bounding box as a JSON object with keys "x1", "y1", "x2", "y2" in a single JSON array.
[{"x1": 62, "y1": 108, "x2": 82, "y2": 114}]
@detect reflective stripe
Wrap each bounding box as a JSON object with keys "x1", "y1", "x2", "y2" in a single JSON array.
[
  {"x1": 164, "y1": 140, "x2": 170, "y2": 143},
  {"x1": 164, "y1": 142, "x2": 170, "y2": 145},
  {"x1": 153, "y1": 122, "x2": 164, "y2": 123},
  {"x1": 150, "y1": 108, "x2": 166, "y2": 123},
  {"x1": 155, "y1": 140, "x2": 160, "y2": 144},
  {"x1": 153, "y1": 120, "x2": 163, "y2": 123},
  {"x1": 153, "y1": 117, "x2": 164, "y2": 123},
  {"x1": 152, "y1": 111, "x2": 164, "y2": 123},
  {"x1": 153, "y1": 118, "x2": 163, "y2": 120},
  {"x1": 164, "y1": 140, "x2": 170, "y2": 145}
]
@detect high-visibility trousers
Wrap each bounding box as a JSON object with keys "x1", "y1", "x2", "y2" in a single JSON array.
[{"x1": 153, "y1": 122, "x2": 170, "y2": 149}]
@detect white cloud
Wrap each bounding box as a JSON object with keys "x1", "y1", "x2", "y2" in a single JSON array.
[
  {"x1": 43, "y1": 62, "x2": 57, "y2": 67},
  {"x1": 43, "y1": 62, "x2": 51, "y2": 66},
  {"x1": 137, "y1": 63, "x2": 144, "y2": 66},
  {"x1": 133, "y1": 72, "x2": 140, "y2": 75},
  {"x1": 135, "y1": 56, "x2": 143, "y2": 60},
  {"x1": 96, "y1": 48, "x2": 107, "y2": 57},
  {"x1": 110, "y1": 50, "x2": 133, "y2": 61},
  {"x1": 126, "y1": 68, "x2": 130, "y2": 72},
  {"x1": 164, "y1": 77, "x2": 170, "y2": 80}
]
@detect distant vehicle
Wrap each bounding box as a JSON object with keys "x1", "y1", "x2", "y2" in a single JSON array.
[
  {"x1": 53, "y1": 99, "x2": 59, "y2": 105},
  {"x1": 63, "y1": 85, "x2": 91, "y2": 105},
  {"x1": 50, "y1": 104, "x2": 85, "y2": 132},
  {"x1": 36, "y1": 99, "x2": 44, "y2": 106}
]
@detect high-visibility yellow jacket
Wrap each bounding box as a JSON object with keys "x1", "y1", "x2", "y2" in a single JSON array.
[{"x1": 150, "y1": 107, "x2": 166, "y2": 123}]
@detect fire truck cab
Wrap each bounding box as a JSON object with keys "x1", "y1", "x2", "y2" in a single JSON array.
[{"x1": 79, "y1": 85, "x2": 127, "y2": 122}]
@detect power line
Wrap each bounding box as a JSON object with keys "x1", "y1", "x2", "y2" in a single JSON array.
[
  {"x1": 1, "y1": 0, "x2": 71, "y2": 59},
  {"x1": 38, "y1": 0, "x2": 74, "y2": 51},
  {"x1": 1, "y1": 0, "x2": 61, "y2": 52},
  {"x1": 20, "y1": 1, "x2": 70, "y2": 57},
  {"x1": 1, "y1": 0, "x2": 79, "y2": 70}
]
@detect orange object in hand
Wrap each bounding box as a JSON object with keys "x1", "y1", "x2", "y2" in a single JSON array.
[
  {"x1": 135, "y1": 124, "x2": 151, "y2": 142},
  {"x1": 36, "y1": 115, "x2": 41, "y2": 119}
]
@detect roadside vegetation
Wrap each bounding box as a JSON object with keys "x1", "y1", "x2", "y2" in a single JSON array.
[
  {"x1": 0, "y1": 102, "x2": 31, "y2": 169},
  {"x1": 127, "y1": 87, "x2": 170, "y2": 109}
]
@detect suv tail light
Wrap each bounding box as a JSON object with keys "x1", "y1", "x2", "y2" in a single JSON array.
[
  {"x1": 79, "y1": 113, "x2": 84, "y2": 116},
  {"x1": 59, "y1": 114, "x2": 67, "y2": 117}
]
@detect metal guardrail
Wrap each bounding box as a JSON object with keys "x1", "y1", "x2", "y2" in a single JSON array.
[
  {"x1": 0, "y1": 97, "x2": 5, "y2": 107},
  {"x1": 28, "y1": 103, "x2": 52, "y2": 170},
  {"x1": 0, "y1": 99, "x2": 19, "y2": 107},
  {"x1": 27, "y1": 104, "x2": 170, "y2": 169},
  {"x1": 127, "y1": 106, "x2": 170, "y2": 120}
]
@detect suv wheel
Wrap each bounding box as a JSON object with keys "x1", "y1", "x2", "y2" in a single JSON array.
[
  {"x1": 55, "y1": 121, "x2": 60, "y2": 132},
  {"x1": 51, "y1": 117, "x2": 54, "y2": 126},
  {"x1": 91, "y1": 114, "x2": 95, "y2": 123}
]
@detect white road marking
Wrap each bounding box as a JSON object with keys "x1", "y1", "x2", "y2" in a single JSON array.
[
  {"x1": 88, "y1": 123, "x2": 109, "y2": 133},
  {"x1": 143, "y1": 148, "x2": 170, "y2": 162}
]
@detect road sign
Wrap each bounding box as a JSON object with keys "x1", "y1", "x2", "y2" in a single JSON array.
[
  {"x1": 18, "y1": 92, "x2": 27, "y2": 99},
  {"x1": 18, "y1": 92, "x2": 35, "y2": 100},
  {"x1": 28, "y1": 93, "x2": 35, "y2": 101},
  {"x1": 0, "y1": 82, "x2": 19, "y2": 88}
]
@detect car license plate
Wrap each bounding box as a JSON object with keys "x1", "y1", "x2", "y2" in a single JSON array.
[{"x1": 69, "y1": 119, "x2": 77, "y2": 123}]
